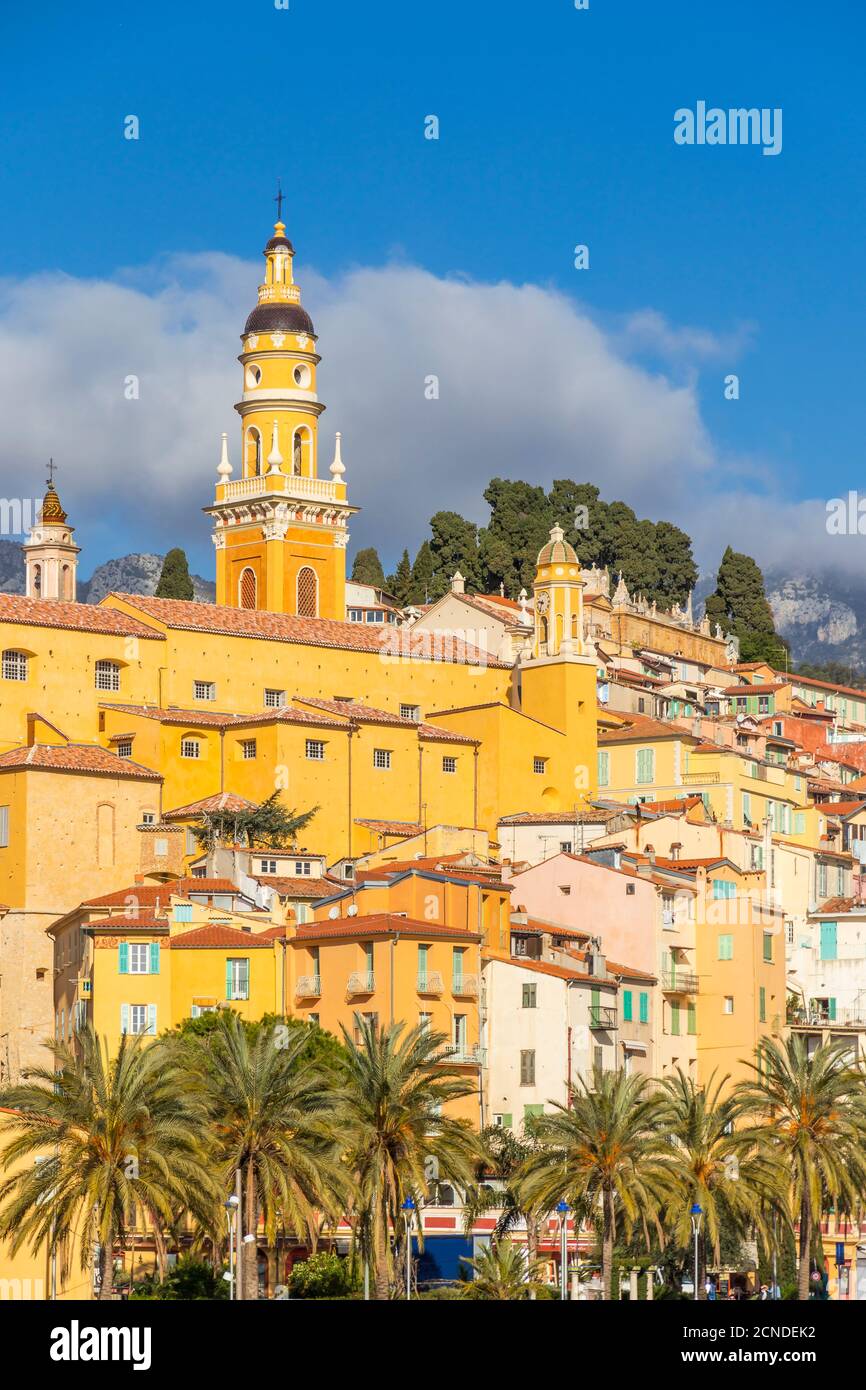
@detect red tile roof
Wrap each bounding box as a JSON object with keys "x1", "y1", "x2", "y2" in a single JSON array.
[
  {"x1": 294, "y1": 697, "x2": 477, "y2": 743},
  {"x1": 0, "y1": 743, "x2": 160, "y2": 780},
  {"x1": 296, "y1": 913, "x2": 482, "y2": 942},
  {"x1": 87, "y1": 915, "x2": 169, "y2": 931},
  {"x1": 495, "y1": 955, "x2": 617, "y2": 986},
  {"x1": 164, "y1": 792, "x2": 259, "y2": 819},
  {"x1": 82, "y1": 878, "x2": 243, "y2": 908},
  {"x1": 100, "y1": 702, "x2": 347, "y2": 731},
  {"x1": 254, "y1": 875, "x2": 342, "y2": 899},
  {"x1": 168, "y1": 924, "x2": 275, "y2": 949},
  {"x1": 723, "y1": 683, "x2": 785, "y2": 696},
  {"x1": 354, "y1": 818, "x2": 423, "y2": 836},
  {"x1": 499, "y1": 809, "x2": 618, "y2": 826},
  {"x1": 0, "y1": 593, "x2": 165, "y2": 639},
  {"x1": 598, "y1": 715, "x2": 693, "y2": 744},
  {"x1": 107, "y1": 594, "x2": 507, "y2": 667}
]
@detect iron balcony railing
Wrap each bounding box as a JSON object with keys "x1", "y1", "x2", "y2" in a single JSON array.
[
  {"x1": 589, "y1": 1005, "x2": 618, "y2": 1030},
  {"x1": 295, "y1": 974, "x2": 322, "y2": 998},
  {"x1": 437, "y1": 1042, "x2": 486, "y2": 1065},
  {"x1": 452, "y1": 973, "x2": 479, "y2": 998},
  {"x1": 346, "y1": 971, "x2": 376, "y2": 995},
  {"x1": 662, "y1": 971, "x2": 699, "y2": 994},
  {"x1": 416, "y1": 971, "x2": 444, "y2": 995}
]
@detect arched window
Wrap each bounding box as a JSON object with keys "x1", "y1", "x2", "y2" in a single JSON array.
[
  {"x1": 540, "y1": 617, "x2": 548, "y2": 652},
  {"x1": 297, "y1": 566, "x2": 318, "y2": 617},
  {"x1": 1, "y1": 649, "x2": 28, "y2": 681},
  {"x1": 239, "y1": 567, "x2": 257, "y2": 610},
  {"x1": 571, "y1": 614, "x2": 578, "y2": 640},
  {"x1": 62, "y1": 564, "x2": 72, "y2": 600},
  {"x1": 33, "y1": 564, "x2": 41, "y2": 596},
  {"x1": 247, "y1": 428, "x2": 262, "y2": 477},
  {"x1": 293, "y1": 430, "x2": 302, "y2": 476},
  {"x1": 94, "y1": 659, "x2": 121, "y2": 692}
]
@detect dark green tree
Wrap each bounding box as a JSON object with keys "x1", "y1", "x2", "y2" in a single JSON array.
[
  {"x1": 653, "y1": 521, "x2": 699, "y2": 607},
  {"x1": 428, "y1": 511, "x2": 481, "y2": 599},
  {"x1": 387, "y1": 549, "x2": 413, "y2": 607},
  {"x1": 155, "y1": 548, "x2": 194, "y2": 601},
  {"x1": 548, "y1": 480, "x2": 607, "y2": 567},
  {"x1": 705, "y1": 546, "x2": 784, "y2": 664},
  {"x1": 478, "y1": 478, "x2": 551, "y2": 597},
  {"x1": 408, "y1": 541, "x2": 434, "y2": 606},
  {"x1": 190, "y1": 790, "x2": 319, "y2": 853},
  {"x1": 351, "y1": 547, "x2": 386, "y2": 589}
]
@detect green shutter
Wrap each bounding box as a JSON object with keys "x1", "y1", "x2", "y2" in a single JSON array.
[
  {"x1": 149, "y1": 942, "x2": 160, "y2": 975},
  {"x1": 597, "y1": 750, "x2": 609, "y2": 787},
  {"x1": 225, "y1": 959, "x2": 233, "y2": 1000},
  {"x1": 763, "y1": 933, "x2": 773, "y2": 963},
  {"x1": 687, "y1": 1003, "x2": 697, "y2": 1035},
  {"x1": 147, "y1": 1004, "x2": 157, "y2": 1035},
  {"x1": 500, "y1": 1113, "x2": 513, "y2": 1130},
  {"x1": 829, "y1": 997, "x2": 837, "y2": 1021},
  {"x1": 670, "y1": 1002, "x2": 680, "y2": 1036},
  {"x1": 524, "y1": 1104, "x2": 544, "y2": 1120},
  {"x1": 623, "y1": 990, "x2": 633, "y2": 1023},
  {"x1": 118, "y1": 942, "x2": 129, "y2": 974},
  {"x1": 759, "y1": 987, "x2": 766, "y2": 1023},
  {"x1": 639, "y1": 992, "x2": 649, "y2": 1024}
]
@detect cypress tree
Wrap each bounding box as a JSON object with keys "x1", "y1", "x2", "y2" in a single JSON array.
[
  {"x1": 155, "y1": 548, "x2": 194, "y2": 601},
  {"x1": 705, "y1": 546, "x2": 784, "y2": 663},
  {"x1": 351, "y1": 547, "x2": 386, "y2": 588}
]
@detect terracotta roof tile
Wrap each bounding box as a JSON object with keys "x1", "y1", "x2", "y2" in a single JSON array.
[
  {"x1": 0, "y1": 593, "x2": 165, "y2": 639},
  {"x1": 168, "y1": 924, "x2": 275, "y2": 949},
  {"x1": 107, "y1": 594, "x2": 507, "y2": 667},
  {"x1": 87, "y1": 915, "x2": 169, "y2": 931},
  {"x1": 164, "y1": 792, "x2": 259, "y2": 819},
  {"x1": 100, "y1": 702, "x2": 347, "y2": 731},
  {"x1": 296, "y1": 912, "x2": 482, "y2": 942},
  {"x1": 254, "y1": 875, "x2": 342, "y2": 899},
  {"x1": 499, "y1": 809, "x2": 618, "y2": 826},
  {"x1": 598, "y1": 715, "x2": 693, "y2": 744},
  {"x1": 82, "y1": 878, "x2": 244, "y2": 908},
  {"x1": 0, "y1": 743, "x2": 160, "y2": 780},
  {"x1": 354, "y1": 818, "x2": 423, "y2": 836}
]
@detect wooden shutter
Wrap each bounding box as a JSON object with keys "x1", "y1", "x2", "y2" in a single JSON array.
[
  {"x1": 147, "y1": 1004, "x2": 157, "y2": 1035},
  {"x1": 225, "y1": 959, "x2": 233, "y2": 1000},
  {"x1": 639, "y1": 991, "x2": 649, "y2": 1024},
  {"x1": 121, "y1": 1003, "x2": 129, "y2": 1035},
  {"x1": 149, "y1": 942, "x2": 160, "y2": 975},
  {"x1": 623, "y1": 990, "x2": 633, "y2": 1023},
  {"x1": 118, "y1": 942, "x2": 129, "y2": 974}
]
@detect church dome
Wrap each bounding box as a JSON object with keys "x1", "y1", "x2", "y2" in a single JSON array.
[
  {"x1": 537, "y1": 524, "x2": 577, "y2": 567},
  {"x1": 40, "y1": 482, "x2": 67, "y2": 524},
  {"x1": 242, "y1": 302, "x2": 316, "y2": 338}
]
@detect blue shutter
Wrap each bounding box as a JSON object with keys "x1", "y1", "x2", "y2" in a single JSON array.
[
  {"x1": 118, "y1": 942, "x2": 129, "y2": 974},
  {"x1": 829, "y1": 997, "x2": 837, "y2": 1021},
  {"x1": 149, "y1": 942, "x2": 160, "y2": 975},
  {"x1": 820, "y1": 922, "x2": 837, "y2": 962},
  {"x1": 121, "y1": 1003, "x2": 129, "y2": 1035},
  {"x1": 639, "y1": 991, "x2": 649, "y2": 1024},
  {"x1": 623, "y1": 990, "x2": 633, "y2": 1023}
]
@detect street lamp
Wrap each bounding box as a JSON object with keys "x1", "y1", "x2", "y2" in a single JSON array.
[
  {"x1": 401, "y1": 1196, "x2": 416, "y2": 1300},
  {"x1": 690, "y1": 1203, "x2": 703, "y2": 1301},
  {"x1": 224, "y1": 1195, "x2": 240, "y2": 1301},
  {"x1": 556, "y1": 1200, "x2": 570, "y2": 1301}
]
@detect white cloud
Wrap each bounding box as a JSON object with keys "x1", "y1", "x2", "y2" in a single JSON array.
[{"x1": 0, "y1": 250, "x2": 848, "y2": 583}]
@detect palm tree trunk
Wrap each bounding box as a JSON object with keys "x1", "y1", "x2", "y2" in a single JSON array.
[
  {"x1": 98, "y1": 1238, "x2": 115, "y2": 1300},
  {"x1": 527, "y1": 1215, "x2": 539, "y2": 1301},
  {"x1": 373, "y1": 1193, "x2": 390, "y2": 1301},
  {"x1": 798, "y1": 1198, "x2": 812, "y2": 1302},
  {"x1": 243, "y1": 1158, "x2": 258, "y2": 1301},
  {"x1": 602, "y1": 1188, "x2": 614, "y2": 1301}
]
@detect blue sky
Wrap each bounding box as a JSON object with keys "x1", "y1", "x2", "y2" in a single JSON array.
[{"x1": 0, "y1": 0, "x2": 862, "y2": 581}]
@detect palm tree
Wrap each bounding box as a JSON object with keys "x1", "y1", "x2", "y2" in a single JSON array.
[
  {"x1": 463, "y1": 1124, "x2": 547, "y2": 1292},
  {"x1": 658, "y1": 1068, "x2": 781, "y2": 1296},
  {"x1": 334, "y1": 1015, "x2": 480, "y2": 1299},
  {"x1": 520, "y1": 1067, "x2": 672, "y2": 1300},
  {"x1": 464, "y1": 1237, "x2": 546, "y2": 1299},
  {"x1": 179, "y1": 1011, "x2": 344, "y2": 1300},
  {"x1": 0, "y1": 1029, "x2": 215, "y2": 1298},
  {"x1": 735, "y1": 1036, "x2": 866, "y2": 1301}
]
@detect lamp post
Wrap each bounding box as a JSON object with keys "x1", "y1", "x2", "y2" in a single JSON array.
[
  {"x1": 690, "y1": 1203, "x2": 703, "y2": 1301},
  {"x1": 224, "y1": 1195, "x2": 239, "y2": 1301},
  {"x1": 556, "y1": 1200, "x2": 570, "y2": 1301},
  {"x1": 402, "y1": 1196, "x2": 416, "y2": 1300}
]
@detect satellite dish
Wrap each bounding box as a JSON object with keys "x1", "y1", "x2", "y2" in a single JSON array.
[
  {"x1": 347, "y1": 905, "x2": 358, "y2": 917},
  {"x1": 328, "y1": 906, "x2": 339, "y2": 919}
]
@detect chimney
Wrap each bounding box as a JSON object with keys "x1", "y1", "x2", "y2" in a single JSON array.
[{"x1": 451, "y1": 571, "x2": 465, "y2": 595}]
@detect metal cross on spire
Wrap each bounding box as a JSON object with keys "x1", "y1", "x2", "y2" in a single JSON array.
[
  {"x1": 46, "y1": 457, "x2": 58, "y2": 488},
  {"x1": 274, "y1": 179, "x2": 285, "y2": 223}
]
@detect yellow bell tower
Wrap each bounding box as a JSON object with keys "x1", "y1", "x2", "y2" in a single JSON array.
[
  {"x1": 531, "y1": 525, "x2": 586, "y2": 658},
  {"x1": 206, "y1": 213, "x2": 357, "y2": 618}
]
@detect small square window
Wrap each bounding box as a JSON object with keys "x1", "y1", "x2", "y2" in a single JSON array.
[
  {"x1": 522, "y1": 983, "x2": 537, "y2": 1008},
  {"x1": 374, "y1": 749, "x2": 392, "y2": 770},
  {"x1": 181, "y1": 738, "x2": 200, "y2": 759},
  {"x1": 723, "y1": 996, "x2": 734, "y2": 1014},
  {"x1": 240, "y1": 739, "x2": 257, "y2": 760},
  {"x1": 442, "y1": 756, "x2": 457, "y2": 774},
  {"x1": 400, "y1": 704, "x2": 420, "y2": 722},
  {"x1": 115, "y1": 740, "x2": 133, "y2": 759},
  {"x1": 264, "y1": 688, "x2": 286, "y2": 708},
  {"x1": 533, "y1": 757, "x2": 546, "y2": 775},
  {"x1": 194, "y1": 680, "x2": 216, "y2": 701},
  {"x1": 306, "y1": 739, "x2": 325, "y2": 761}
]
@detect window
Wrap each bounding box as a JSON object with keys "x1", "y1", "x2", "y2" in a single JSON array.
[
  {"x1": 492, "y1": 1113, "x2": 513, "y2": 1129},
  {"x1": 194, "y1": 680, "x2": 216, "y2": 701},
  {"x1": 687, "y1": 1003, "x2": 697, "y2": 1035},
  {"x1": 717, "y1": 934, "x2": 734, "y2": 961},
  {"x1": 560, "y1": 841, "x2": 572, "y2": 853},
  {"x1": 635, "y1": 748, "x2": 655, "y2": 784},
  {"x1": 181, "y1": 738, "x2": 200, "y2": 759},
  {"x1": 226, "y1": 958, "x2": 250, "y2": 1001},
  {"x1": 442, "y1": 756, "x2": 457, "y2": 774},
  {"x1": 240, "y1": 739, "x2": 257, "y2": 760},
  {"x1": 373, "y1": 749, "x2": 392, "y2": 770},
  {"x1": 712, "y1": 879, "x2": 736, "y2": 900},
  {"x1": 122, "y1": 1004, "x2": 156, "y2": 1036},
  {"x1": 533, "y1": 757, "x2": 546, "y2": 775},
  {"x1": 639, "y1": 991, "x2": 649, "y2": 1024},
  {"x1": 129, "y1": 943, "x2": 149, "y2": 975},
  {"x1": 95, "y1": 659, "x2": 121, "y2": 691},
  {"x1": 239, "y1": 567, "x2": 257, "y2": 609},
  {"x1": 264, "y1": 688, "x2": 286, "y2": 707},
  {"x1": 0, "y1": 805, "x2": 9, "y2": 847},
  {"x1": 116, "y1": 740, "x2": 133, "y2": 759},
  {"x1": 522, "y1": 983, "x2": 537, "y2": 1009},
  {"x1": 762, "y1": 932, "x2": 774, "y2": 963},
  {"x1": 723, "y1": 996, "x2": 734, "y2": 1014},
  {"x1": 1, "y1": 650, "x2": 27, "y2": 681},
  {"x1": 626, "y1": 883, "x2": 635, "y2": 896},
  {"x1": 119, "y1": 941, "x2": 159, "y2": 975},
  {"x1": 294, "y1": 860, "x2": 311, "y2": 875},
  {"x1": 306, "y1": 739, "x2": 325, "y2": 760},
  {"x1": 597, "y1": 750, "x2": 610, "y2": 787},
  {"x1": 260, "y1": 859, "x2": 277, "y2": 875},
  {"x1": 519, "y1": 1050, "x2": 536, "y2": 1086},
  {"x1": 400, "y1": 703, "x2": 420, "y2": 722},
  {"x1": 297, "y1": 566, "x2": 318, "y2": 618},
  {"x1": 308, "y1": 1013, "x2": 319, "y2": 1028}
]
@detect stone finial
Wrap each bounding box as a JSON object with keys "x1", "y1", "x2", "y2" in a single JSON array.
[
  {"x1": 451, "y1": 571, "x2": 465, "y2": 595},
  {"x1": 613, "y1": 571, "x2": 630, "y2": 606},
  {"x1": 330, "y1": 431, "x2": 346, "y2": 480},
  {"x1": 267, "y1": 418, "x2": 283, "y2": 472},
  {"x1": 217, "y1": 432, "x2": 232, "y2": 482},
  {"x1": 518, "y1": 587, "x2": 530, "y2": 621}
]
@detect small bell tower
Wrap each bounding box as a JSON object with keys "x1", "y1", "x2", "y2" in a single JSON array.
[{"x1": 24, "y1": 463, "x2": 80, "y2": 601}]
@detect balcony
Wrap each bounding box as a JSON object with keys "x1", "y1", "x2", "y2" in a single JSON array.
[
  {"x1": 436, "y1": 1042, "x2": 486, "y2": 1066},
  {"x1": 589, "y1": 1005, "x2": 618, "y2": 1030},
  {"x1": 217, "y1": 473, "x2": 341, "y2": 505},
  {"x1": 662, "y1": 971, "x2": 699, "y2": 994},
  {"x1": 417, "y1": 971, "x2": 444, "y2": 995},
  {"x1": 681, "y1": 771, "x2": 719, "y2": 785},
  {"x1": 452, "y1": 973, "x2": 479, "y2": 998},
  {"x1": 347, "y1": 971, "x2": 376, "y2": 996},
  {"x1": 295, "y1": 974, "x2": 321, "y2": 999}
]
